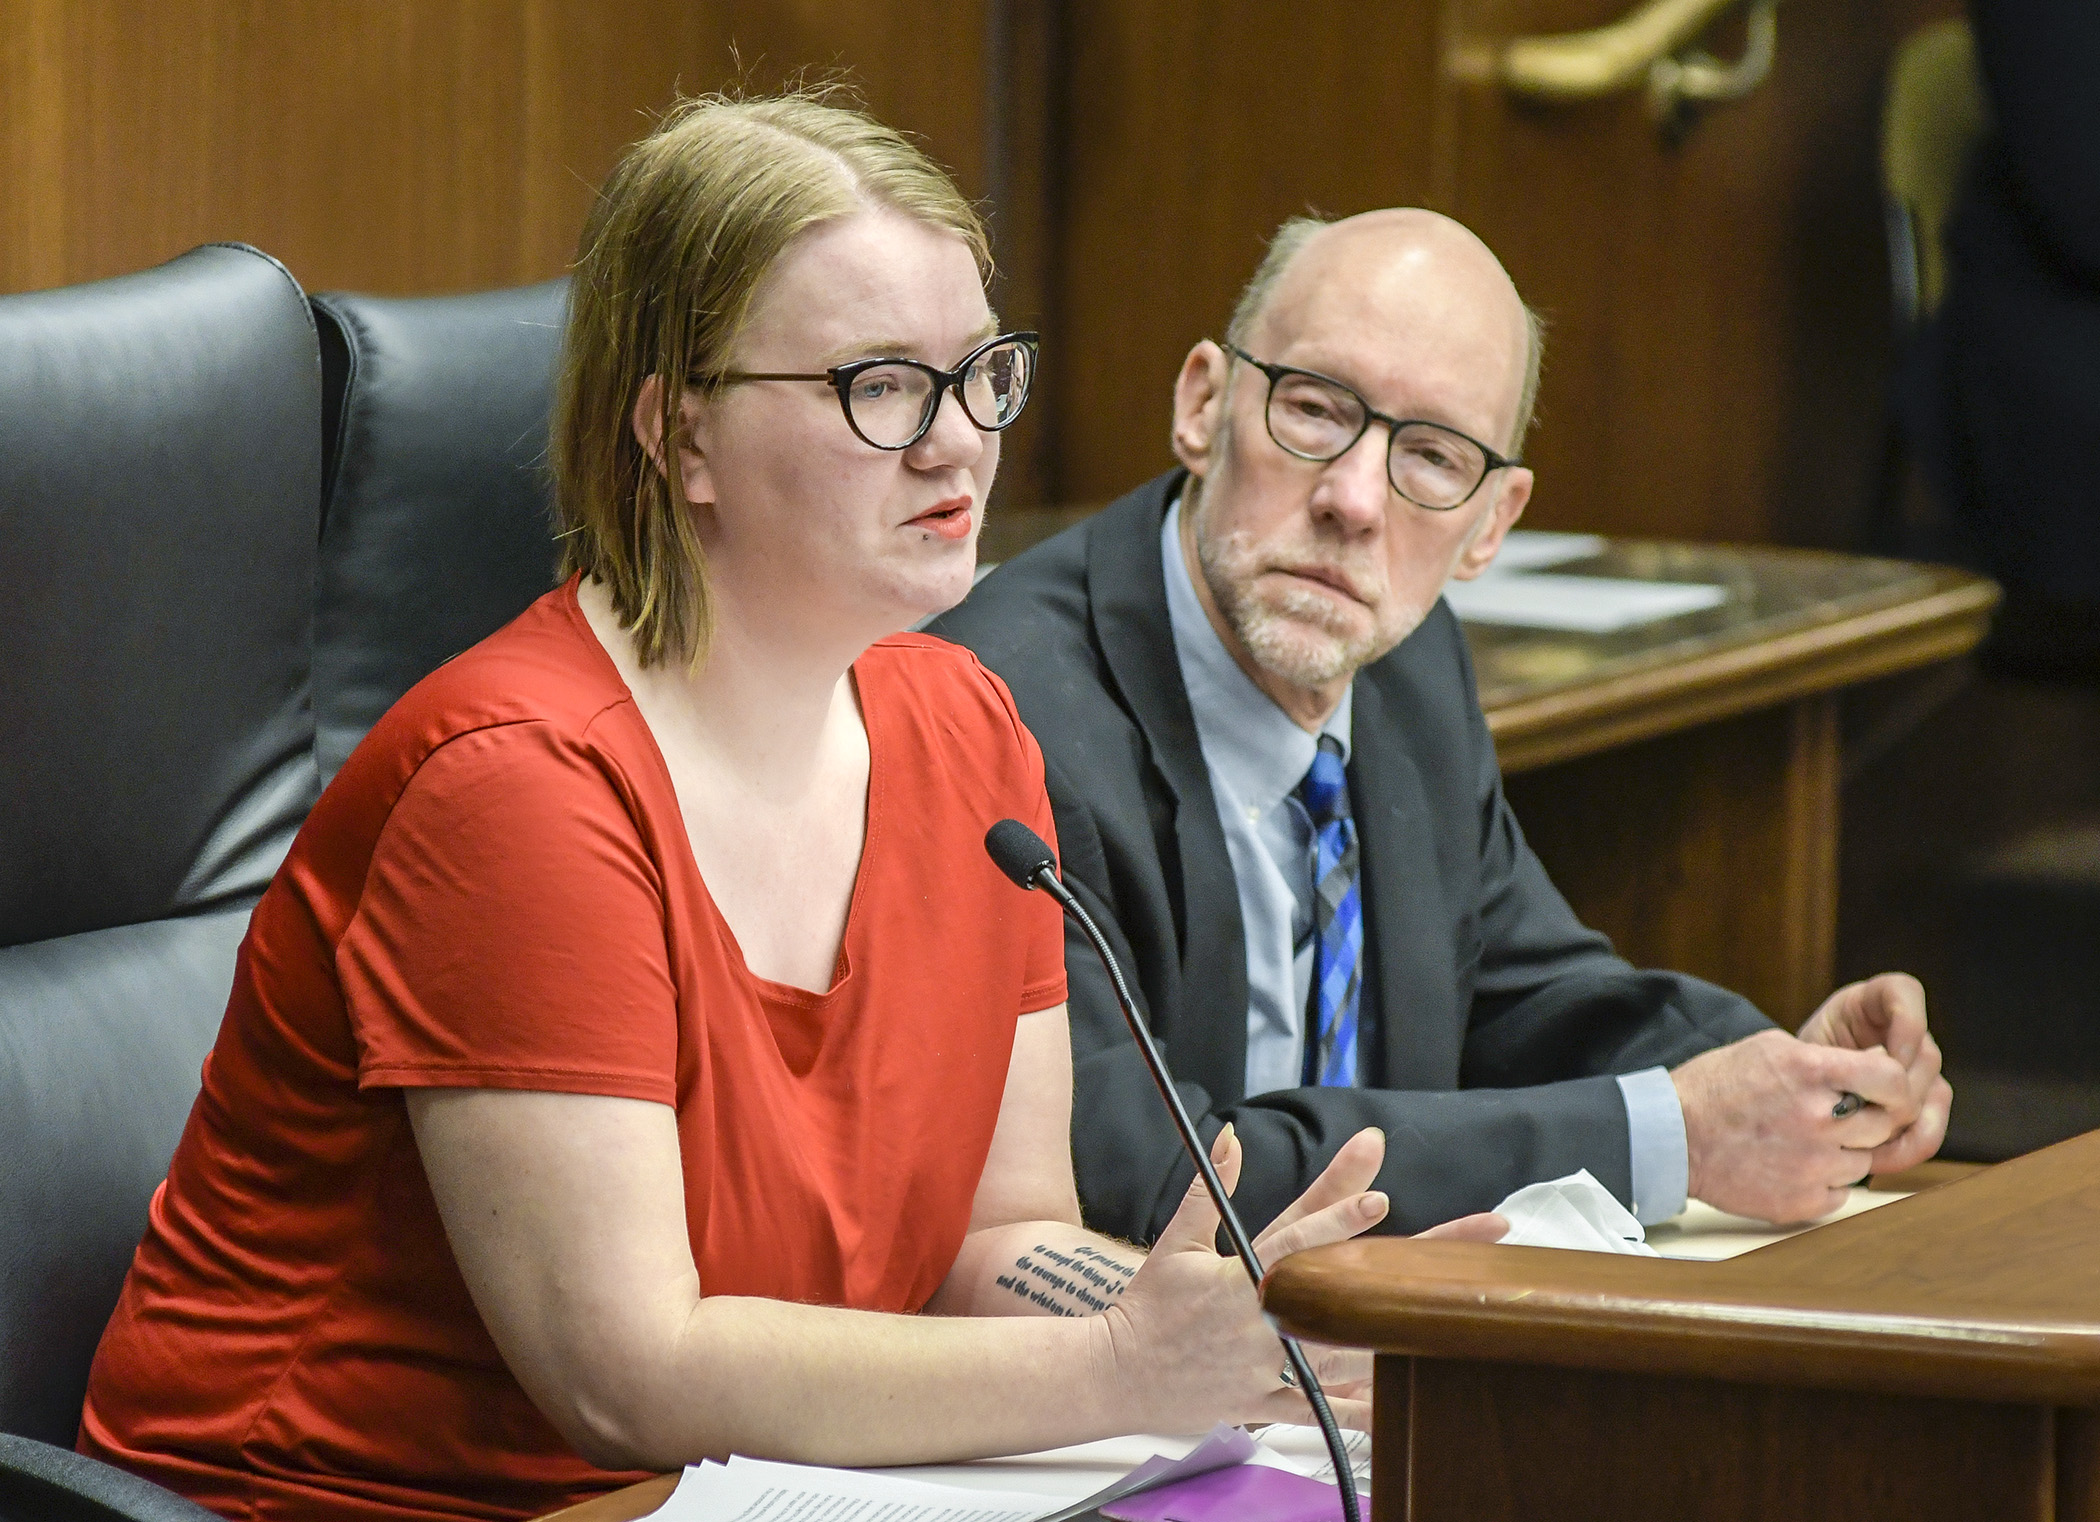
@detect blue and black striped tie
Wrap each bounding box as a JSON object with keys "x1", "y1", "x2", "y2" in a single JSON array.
[{"x1": 1298, "y1": 735, "x2": 1362, "y2": 1087}]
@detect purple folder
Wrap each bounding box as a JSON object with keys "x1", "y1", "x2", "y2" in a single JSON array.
[{"x1": 1099, "y1": 1462, "x2": 1344, "y2": 1522}]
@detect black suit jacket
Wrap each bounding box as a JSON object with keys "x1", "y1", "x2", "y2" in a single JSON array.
[{"x1": 931, "y1": 472, "x2": 1775, "y2": 1238}]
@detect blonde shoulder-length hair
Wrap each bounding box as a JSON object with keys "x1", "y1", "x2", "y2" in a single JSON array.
[{"x1": 551, "y1": 91, "x2": 992, "y2": 670}]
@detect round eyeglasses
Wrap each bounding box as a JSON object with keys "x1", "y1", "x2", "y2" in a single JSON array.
[
  {"x1": 715, "y1": 331, "x2": 1039, "y2": 452},
  {"x1": 1223, "y1": 343, "x2": 1520, "y2": 511}
]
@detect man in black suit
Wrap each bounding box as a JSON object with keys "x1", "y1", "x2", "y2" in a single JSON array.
[{"x1": 934, "y1": 209, "x2": 1952, "y2": 1241}]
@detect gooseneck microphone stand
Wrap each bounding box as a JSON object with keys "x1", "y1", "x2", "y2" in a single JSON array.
[{"x1": 984, "y1": 819, "x2": 1362, "y2": 1522}]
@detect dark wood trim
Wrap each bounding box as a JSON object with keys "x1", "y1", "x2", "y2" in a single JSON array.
[
  {"x1": 1778, "y1": 694, "x2": 1841, "y2": 1022},
  {"x1": 981, "y1": 0, "x2": 1064, "y2": 508},
  {"x1": 1387, "y1": 1357, "x2": 2058, "y2": 1521},
  {"x1": 2063, "y1": 1408, "x2": 2100, "y2": 1522},
  {"x1": 1372, "y1": 1356, "x2": 1413, "y2": 1518}
]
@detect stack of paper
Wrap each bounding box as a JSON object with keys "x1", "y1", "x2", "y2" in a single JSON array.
[
  {"x1": 659, "y1": 1456, "x2": 1058, "y2": 1521},
  {"x1": 1481, "y1": 531, "x2": 1609, "y2": 573},
  {"x1": 887, "y1": 1424, "x2": 1364, "y2": 1505},
  {"x1": 1442, "y1": 573, "x2": 1728, "y2": 633},
  {"x1": 1257, "y1": 1425, "x2": 1370, "y2": 1489},
  {"x1": 1445, "y1": 528, "x2": 1726, "y2": 633},
  {"x1": 652, "y1": 1423, "x2": 1351, "y2": 1522}
]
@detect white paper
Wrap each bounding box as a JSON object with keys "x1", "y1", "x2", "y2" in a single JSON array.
[
  {"x1": 1030, "y1": 1423, "x2": 1255, "y2": 1522},
  {"x1": 657, "y1": 1456, "x2": 1062, "y2": 1522},
  {"x1": 1442, "y1": 572, "x2": 1727, "y2": 633},
  {"x1": 654, "y1": 1426, "x2": 1368, "y2": 1522},
  {"x1": 1493, "y1": 1168, "x2": 1659, "y2": 1256},
  {"x1": 883, "y1": 1434, "x2": 1208, "y2": 1505},
  {"x1": 1256, "y1": 1424, "x2": 1371, "y2": 1489},
  {"x1": 1646, "y1": 1186, "x2": 1909, "y2": 1260},
  {"x1": 887, "y1": 1426, "x2": 1321, "y2": 1505},
  {"x1": 1477, "y1": 530, "x2": 1609, "y2": 575}
]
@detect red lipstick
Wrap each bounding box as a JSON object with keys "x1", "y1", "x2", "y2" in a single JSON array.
[{"x1": 909, "y1": 496, "x2": 975, "y2": 542}]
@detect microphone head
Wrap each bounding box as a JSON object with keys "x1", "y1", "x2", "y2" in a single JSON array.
[{"x1": 984, "y1": 819, "x2": 1057, "y2": 891}]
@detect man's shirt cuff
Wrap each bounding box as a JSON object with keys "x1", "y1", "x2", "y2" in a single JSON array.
[{"x1": 1616, "y1": 1066, "x2": 1689, "y2": 1225}]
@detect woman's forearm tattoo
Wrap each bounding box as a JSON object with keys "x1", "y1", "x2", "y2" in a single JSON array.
[{"x1": 995, "y1": 1241, "x2": 1138, "y2": 1317}]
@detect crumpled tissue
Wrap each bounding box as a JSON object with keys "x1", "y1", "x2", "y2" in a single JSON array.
[{"x1": 1492, "y1": 1168, "x2": 1660, "y2": 1256}]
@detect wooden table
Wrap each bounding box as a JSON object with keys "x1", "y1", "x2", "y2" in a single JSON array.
[
  {"x1": 541, "y1": 1162, "x2": 2000, "y2": 1522},
  {"x1": 542, "y1": 1475, "x2": 676, "y2": 1522},
  {"x1": 1473, "y1": 540, "x2": 1996, "y2": 1026},
  {"x1": 1264, "y1": 1131, "x2": 2100, "y2": 1522}
]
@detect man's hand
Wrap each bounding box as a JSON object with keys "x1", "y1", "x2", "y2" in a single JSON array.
[
  {"x1": 1673, "y1": 974, "x2": 1951, "y2": 1223},
  {"x1": 1798, "y1": 973, "x2": 1952, "y2": 1176}
]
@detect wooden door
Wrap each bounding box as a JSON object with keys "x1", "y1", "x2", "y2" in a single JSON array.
[{"x1": 1025, "y1": 0, "x2": 1960, "y2": 550}]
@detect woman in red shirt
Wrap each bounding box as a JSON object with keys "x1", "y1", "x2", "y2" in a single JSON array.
[{"x1": 80, "y1": 92, "x2": 1497, "y2": 1522}]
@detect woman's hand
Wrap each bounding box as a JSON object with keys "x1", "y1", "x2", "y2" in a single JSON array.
[
  {"x1": 1249, "y1": 1126, "x2": 1392, "y2": 1272},
  {"x1": 1103, "y1": 1125, "x2": 1485, "y2": 1433},
  {"x1": 1243, "y1": 1129, "x2": 1507, "y2": 1419}
]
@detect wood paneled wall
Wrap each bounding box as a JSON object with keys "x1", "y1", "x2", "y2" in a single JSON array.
[
  {"x1": 1038, "y1": 2, "x2": 1444, "y2": 511},
  {"x1": 5, "y1": 0, "x2": 1961, "y2": 546},
  {"x1": 1037, "y1": 0, "x2": 1963, "y2": 545},
  {"x1": 0, "y1": 2, "x2": 987, "y2": 298}
]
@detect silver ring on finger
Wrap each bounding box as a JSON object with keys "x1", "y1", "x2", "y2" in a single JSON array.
[{"x1": 1278, "y1": 1358, "x2": 1299, "y2": 1390}]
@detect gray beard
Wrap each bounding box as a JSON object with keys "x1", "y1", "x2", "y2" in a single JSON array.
[{"x1": 1194, "y1": 518, "x2": 1389, "y2": 689}]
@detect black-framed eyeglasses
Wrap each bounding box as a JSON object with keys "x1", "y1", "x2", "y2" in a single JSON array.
[
  {"x1": 714, "y1": 330, "x2": 1039, "y2": 452},
  {"x1": 1223, "y1": 343, "x2": 1520, "y2": 511}
]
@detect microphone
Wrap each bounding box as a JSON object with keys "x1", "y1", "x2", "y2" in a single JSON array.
[{"x1": 985, "y1": 819, "x2": 1362, "y2": 1522}]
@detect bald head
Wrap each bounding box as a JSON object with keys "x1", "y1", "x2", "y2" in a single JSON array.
[
  {"x1": 1168, "y1": 208, "x2": 1541, "y2": 721},
  {"x1": 1225, "y1": 210, "x2": 1542, "y2": 456}
]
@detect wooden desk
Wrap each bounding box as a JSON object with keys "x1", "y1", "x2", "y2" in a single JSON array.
[
  {"x1": 1264, "y1": 1131, "x2": 2100, "y2": 1522},
  {"x1": 542, "y1": 1475, "x2": 675, "y2": 1522},
  {"x1": 544, "y1": 1161, "x2": 1998, "y2": 1522},
  {"x1": 1474, "y1": 540, "x2": 1995, "y2": 1025}
]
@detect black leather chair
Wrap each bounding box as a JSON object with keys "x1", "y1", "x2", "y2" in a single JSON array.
[
  {"x1": 0, "y1": 1434, "x2": 220, "y2": 1522},
  {"x1": 310, "y1": 280, "x2": 568, "y2": 781},
  {"x1": 0, "y1": 243, "x2": 323, "y2": 1473},
  {"x1": 2, "y1": 258, "x2": 573, "y2": 1520}
]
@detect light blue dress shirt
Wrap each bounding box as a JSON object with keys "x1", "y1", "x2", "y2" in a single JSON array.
[{"x1": 1159, "y1": 498, "x2": 1689, "y2": 1223}]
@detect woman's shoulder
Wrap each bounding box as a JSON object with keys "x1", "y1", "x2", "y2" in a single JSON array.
[
  {"x1": 862, "y1": 629, "x2": 1004, "y2": 684},
  {"x1": 861, "y1": 631, "x2": 1029, "y2": 734},
  {"x1": 857, "y1": 633, "x2": 1049, "y2": 835},
  {"x1": 334, "y1": 582, "x2": 644, "y2": 806}
]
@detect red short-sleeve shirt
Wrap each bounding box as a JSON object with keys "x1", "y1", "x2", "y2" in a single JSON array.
[{"x1": 79, "y1": 580, "x2": 1067, "y2": 1522}]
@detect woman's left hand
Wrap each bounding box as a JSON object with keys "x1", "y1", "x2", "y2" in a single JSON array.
[{"x1": 1249, "y1": 1128, "x2": 1507, "y2": 1409}]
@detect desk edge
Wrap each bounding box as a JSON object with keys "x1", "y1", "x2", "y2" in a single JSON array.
[{"x1": 1486, "y1": 574, "x2": 1998, "y2": 772}]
